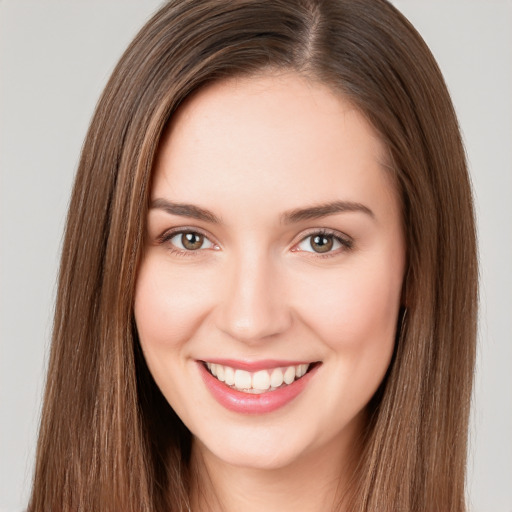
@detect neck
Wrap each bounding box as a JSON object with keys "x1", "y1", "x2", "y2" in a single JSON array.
[{"x1": 189, "y1": 428, "x2": 362, "y2": 512}]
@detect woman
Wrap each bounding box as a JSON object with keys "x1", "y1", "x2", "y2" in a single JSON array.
[{"x1": 28, "y1": 0, "x2": 478, "y2": 511}]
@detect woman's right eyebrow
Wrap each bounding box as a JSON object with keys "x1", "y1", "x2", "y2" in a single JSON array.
[{"x1": 150, "y1": 198, "x2": 221, "y2": 224}]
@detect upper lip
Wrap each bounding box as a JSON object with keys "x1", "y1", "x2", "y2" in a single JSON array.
[{"x1": 199, "y1": 358, "x2": 317, "y2": 372}]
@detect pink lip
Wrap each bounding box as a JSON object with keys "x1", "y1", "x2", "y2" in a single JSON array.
[
  {"x1": 198, "y1": 361, "x2": 320, "y2": 414},
  {"x1": 203, "y1": 358, "x2": 311, "y2": 372}
]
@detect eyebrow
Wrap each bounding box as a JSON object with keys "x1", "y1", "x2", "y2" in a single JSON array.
[
  {"x1": 150, "y1": 198, "x2": 374, "y2": 224},
  {"x1": 150, "y1": 198, "x2": 222, "y2": 223},
  {"x1": 280, "y1": 200, "x2": 375, "y2": 224}
]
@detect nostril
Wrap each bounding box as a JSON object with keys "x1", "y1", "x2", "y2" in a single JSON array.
[{"x1": 214, "y1": 262, "x2": 292, "y2": 342}]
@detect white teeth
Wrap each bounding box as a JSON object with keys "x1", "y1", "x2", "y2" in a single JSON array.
[
  {"x1": 296, "y1": 364, "x2": 308, "y2": 378},
  {"x1": 234, "y1": 369, "x2": 252, "y2": 389},
  {"x1": 216, "y1": 364, "x2": 225, "y2": 382},
  {"x1": 224, "y1": 366, "x2": 235, "y2": 385},
  {"x1": 270, "y1": 368, "x2": 284, "y2": 388},
  {"x1": 283, "y1": 366, "x2": 295, "y2": 384},
  {"x1": 252, "y1": 370, "x2": 271, "y2": 391},
  {"x1": 205, "y1": 362, "x2": 311, "y2": 393}
]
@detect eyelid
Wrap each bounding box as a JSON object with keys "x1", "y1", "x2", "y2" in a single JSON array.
[
  {"x1": 291, "y1": 228, "x2": 353, "y2": 256},
  {"x1": 158, "y1": 226, "x2": 220, "y2": 253}
]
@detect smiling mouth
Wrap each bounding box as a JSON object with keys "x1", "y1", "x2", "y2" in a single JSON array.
[{"x1": 203, "y1": 362, "x2": 317, "y2": 394}]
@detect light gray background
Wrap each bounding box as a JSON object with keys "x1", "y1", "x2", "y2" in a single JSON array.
[{"x1": 1, "y1": 1, "x2": 511, "y2": 511}]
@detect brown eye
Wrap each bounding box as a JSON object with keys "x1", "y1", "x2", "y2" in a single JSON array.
[
  {"x1": 166, "y1": 230, "x2": 215, "y2": 252},
  {"x1": 295, "y1": 231, "x2": 351, "y2": 255},
  {"x1": 181, "y1": 232, "x2": 204, "y2": 250},
  {"x1": 310, "y1": 234, "x2": 334, "y2": 253}
]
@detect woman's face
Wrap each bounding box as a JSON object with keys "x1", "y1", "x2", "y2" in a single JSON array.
[{"x1": 134, "y1": 72, "x2": 405, "y2": 470}]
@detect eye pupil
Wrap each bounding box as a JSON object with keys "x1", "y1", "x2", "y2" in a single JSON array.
[
  {"x1": 311, "y1": 235, "x2": 333, "y2": 253},
  {"x1": 182, "y1": 232, "x2": 203, "y2": 250}
]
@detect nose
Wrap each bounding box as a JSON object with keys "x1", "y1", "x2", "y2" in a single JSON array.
[{"x1": 215, "y1": 250, "x2": 292, "y2": 344}]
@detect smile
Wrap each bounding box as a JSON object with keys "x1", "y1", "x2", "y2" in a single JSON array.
[
  {"x1": 198, "y1": 359, "x2": 320, "y2": 414},
  {"x1": 205, "y1": 362, "x2": 310, "y2": 394}
]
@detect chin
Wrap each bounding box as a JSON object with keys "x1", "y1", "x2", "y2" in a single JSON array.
[
  {"x1": 203, "y1": 437, "x2": 309, "y2": 471},
  {"x1": 191, "y1": 415, "x2": 340, "y2": 473}
]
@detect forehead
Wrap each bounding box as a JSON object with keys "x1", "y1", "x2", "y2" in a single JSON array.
[{"x1": 151, "y1": 72, "x2": 397, "y2": 222}]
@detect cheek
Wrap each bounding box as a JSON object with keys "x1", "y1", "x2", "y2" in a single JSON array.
[
  {"x1": 293, "y1": 256, "x2": 403, "y2": 354},
  {"x1": 289, "y1": 255, "x2": 404, "y2": 427},
  {"x1": 134, "y1": 255, "x2": 213, "y2": 351},
  {"x1": 133, "y1": 255, "x2": 218, "y2": 413}
]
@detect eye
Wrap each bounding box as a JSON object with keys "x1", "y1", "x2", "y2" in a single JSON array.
[
  {"x1": 294, "y1": 231, "x2": 352, "y2": 254},
  {"x1": 166, "y1": 230, "x2": 216, "y2": 251}
]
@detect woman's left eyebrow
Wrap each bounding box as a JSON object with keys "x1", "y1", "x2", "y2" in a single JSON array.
[{"x1": 280, "y1": 201, "x2": 375, "y2": 224}]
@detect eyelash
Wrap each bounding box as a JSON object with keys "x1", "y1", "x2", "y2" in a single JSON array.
[
  {"x1": 294, "y1": 228, "x2": 353, "y2": 259},
  {"x1": 157, "y1": 227, "x2": 353, "y2": 258},
  {"x1": 158, "y1": 227, "x2": 217, "y2": 258}
]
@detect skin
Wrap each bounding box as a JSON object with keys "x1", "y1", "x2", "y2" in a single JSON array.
[{"x1": 134, "y1": 71, "x2": 406, "y2": 511}]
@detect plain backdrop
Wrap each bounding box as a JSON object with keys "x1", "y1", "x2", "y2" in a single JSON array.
[{"x1": 1, "y1": 1, "x2": 511, "y2": 511}]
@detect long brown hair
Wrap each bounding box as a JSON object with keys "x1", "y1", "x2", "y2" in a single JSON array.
[{"x1": 28, "y1": 1, "x2": 477, "y2": 510}]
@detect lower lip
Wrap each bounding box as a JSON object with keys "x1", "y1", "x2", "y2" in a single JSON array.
[{"x1": 198, "y1": 362, "x2": 319, "y2": 414}]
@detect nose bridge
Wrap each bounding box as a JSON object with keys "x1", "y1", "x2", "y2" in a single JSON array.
[{"x1": 216, "y1": 246, "x2": 291, "y2": 343}]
